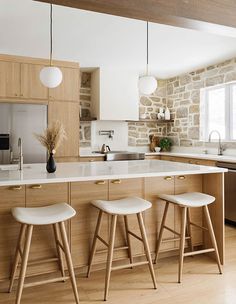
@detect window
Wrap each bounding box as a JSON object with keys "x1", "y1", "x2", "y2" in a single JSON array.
[{"x1": 200, "y1": 82, "x2": 236, "y2": 141}]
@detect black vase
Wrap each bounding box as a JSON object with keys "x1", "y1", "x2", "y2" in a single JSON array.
[{"x1": 46, "y1": 153, "x2": 56, "y2": 173}]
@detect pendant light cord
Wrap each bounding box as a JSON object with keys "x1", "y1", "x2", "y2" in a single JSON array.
[
  {"x1": 50, "y1": 3, "x2": 53, "y2": 66},
  {"x1": 146, "y1": 21, "x2": 149, "y2": 75}
]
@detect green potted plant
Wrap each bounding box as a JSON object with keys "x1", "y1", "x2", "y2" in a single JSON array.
[{"x1": 159, "y1": 137, "x2": 172, "y2": 152}]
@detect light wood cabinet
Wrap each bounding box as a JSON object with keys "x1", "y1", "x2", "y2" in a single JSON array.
[
  {"x1": 71, "y1": 180, "x2": 109, "y2": 268},
  {"x1": 79, "y1": 156, "x2": 105, "y2": 162},
  {"x1": 25, "y1": 183, "x2": 69, "y2": 277},
  {"x1": 145, "y1": 176, "x2": 175, "y2": 253},
  {"x1": 108, "y1": 178, "x2": 144, "y2": 259},
  {"x1": 48, "y1": 101, "x2": 80, "y2": 158},
  {"x1": 0, "y1": 61, "x2": 21, "y2": 98},
  {"x1": 160, "y1": 155, "x2": 216, "y2": 167},
  {"x1": 20, "y1": 63, "x2": 48, "y2": 101},
  {"x1": 0, "y1": 185, "x2": 25, "y2": 280},
  {"x1": 49, "y1": 67, "x2": 80, "y2": 102}
]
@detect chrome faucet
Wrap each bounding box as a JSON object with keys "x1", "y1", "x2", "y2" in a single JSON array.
[
  {"x1": 208, "y1": 130, "x2": 224, "y2": 156},
  {"x1": 18, "y1": 138, "x2": 23, "y2": 170}
]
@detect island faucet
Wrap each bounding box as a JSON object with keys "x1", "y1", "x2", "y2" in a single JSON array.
[
  {"x1": 18, "y1": 137, "x2": 23, "y2": 170},
  {"x1": 208, "y1": 130, "x2": 224, "y2": 156}
]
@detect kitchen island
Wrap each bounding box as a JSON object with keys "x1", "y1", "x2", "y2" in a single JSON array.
[{"x1": 0, "y1": 160, "x2": 226, "y2": 282}]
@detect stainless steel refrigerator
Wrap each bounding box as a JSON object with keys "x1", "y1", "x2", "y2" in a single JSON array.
[{"x1": 0, "y1": 103, "x2": 47, "y2": 164}]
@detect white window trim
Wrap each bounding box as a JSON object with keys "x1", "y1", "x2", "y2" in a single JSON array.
[{"x1": 200, "y1": 81, "x2": 236, "y2": 142}]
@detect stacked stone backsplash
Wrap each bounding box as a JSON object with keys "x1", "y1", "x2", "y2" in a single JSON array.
[
  {"x1": 166, "y1": 57, "x2": 236, "y2": 147},
  {"x1": 80, "y1": 72, "x2": 92, "y2": 147},
  {"x1": 128, "y1": 80, "x2": 167, "y2": 146},
  {"x1": 79, "y1": 57, "x2": 236, "y2": 149}
]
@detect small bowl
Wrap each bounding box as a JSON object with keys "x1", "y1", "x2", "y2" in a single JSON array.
[{"x1": 155, "y1": 147, "x2": 161, "y2": 152}]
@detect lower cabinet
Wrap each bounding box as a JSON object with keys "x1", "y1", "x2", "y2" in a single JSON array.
[
  {"x1": 25, "y1": 183, "x2": 69, "y2": 277},
  {"x1": 0, "y1": 185, "x2": 25, "y2": 281},
  {"x1": 71, "y1": 180, "x2": 109, "y2": 268}
]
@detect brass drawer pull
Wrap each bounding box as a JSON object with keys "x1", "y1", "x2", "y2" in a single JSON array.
[
  {"x1": 164, "y1": 176, "x2": 172, "y2": 181},
  {"x1": 178, "y1": 175, "x2": 186, "y2": 180},
  {"x1": 95, "y1": 180, "x2": 105, "y2": 185},
  {"x1": 30, "y1": 184, "x2": 42, "y2": 189},
  {"x1": 111, "y1": 179, "x2": 121, "y2": 184},
  {"x1": 10, "y1": 185, "x2": 22, "y2": 191}
]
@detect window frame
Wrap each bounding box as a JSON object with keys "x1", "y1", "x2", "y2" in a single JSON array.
[{"x1": 201, "y1": 81, "x2": 236, "y2": 142}]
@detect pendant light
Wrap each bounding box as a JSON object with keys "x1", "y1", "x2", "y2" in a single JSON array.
[
  {"x1": 40, "y1": 4, "x2": 63, "y2": 88},
  {"x1": 138, "y1": 22, "x2": 157, "y2": 95}
]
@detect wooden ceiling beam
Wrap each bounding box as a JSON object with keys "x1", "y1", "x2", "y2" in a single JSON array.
[{"x1": 35, "y1": 0, "x2": 236, "y2": 37}]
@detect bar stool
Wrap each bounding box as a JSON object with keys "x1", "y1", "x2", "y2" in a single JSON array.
[
  {"x1": 154, "y1": 192, "x2": 222, "y2": 283},
  {"x1": 9, "y1": 203, "x2": 79, "y2": 304},
  {"x1": 87, "y1": 197, "x2": 157, "y2": 301}
]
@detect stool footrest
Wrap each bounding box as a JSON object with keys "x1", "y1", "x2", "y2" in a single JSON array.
[
  {"x1": 163, "y1": 225, "x2": 181, "y2": 236},
  {"x1": 27, "y1": 257, "x2": 59, "y2": 267},
  {"x1": 127, "y1": 230, "x2": 143, "y2": 242},
  {"x1": 184, "y1": 248, "x2": 215, "y2": 257},
  {"x1": 23, "y1": 276, "x2": 69, "y2": 288},
  {"x1": 190, "y1": 222, "x2": 208, "y2": 231},
  {"x1": 111, "y1": 261, "x2": 149, "y2": 271}
]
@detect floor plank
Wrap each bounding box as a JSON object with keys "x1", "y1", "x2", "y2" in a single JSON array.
[{"x1": 0, "y1": 225, "x2": 235, "y2": 304}]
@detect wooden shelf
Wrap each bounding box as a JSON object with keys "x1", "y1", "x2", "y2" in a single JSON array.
[
  {"x1": 80, "y1": 117, "x2": 97, "y2": 122},
  {"x1": 126, "y1": 119, "x2": 174, "y2": 123}
]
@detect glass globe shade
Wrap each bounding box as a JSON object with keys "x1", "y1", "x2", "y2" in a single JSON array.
[
  {"x1": 40, "y1": 66, "x2": 63, "y2": 88},
  {"x1": 138, "y1": 75, "x2": 157, "y2": 95}
]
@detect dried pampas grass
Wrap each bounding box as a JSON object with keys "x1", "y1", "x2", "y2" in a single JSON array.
[{"x1": 35, "y1": 120, "x2": 67, "y2": 154}]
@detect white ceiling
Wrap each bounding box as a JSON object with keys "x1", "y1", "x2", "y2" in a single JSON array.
[{"x1": 1, "y1": 0, "x2": 236, "y2": 78}]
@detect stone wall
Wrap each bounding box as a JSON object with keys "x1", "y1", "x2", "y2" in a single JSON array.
[
  {"x1": 80, "y1": 72, "x2": 92, "y2": 147},
  {"x1": 166, "y1": 57, "x2": 236, "y2": 147}
]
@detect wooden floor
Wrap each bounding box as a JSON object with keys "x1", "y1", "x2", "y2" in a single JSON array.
[{"x1": 0, "y1": 225, "x2": 236, "y2": 304}]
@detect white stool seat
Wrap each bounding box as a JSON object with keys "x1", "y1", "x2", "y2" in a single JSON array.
[
  {"x1": 92, "y1": 197, "x2": 152, "y2": 215},
  {"x1": 12, "y1": 203, "x2": 76, "y2": 225},
  {"x1": 158, "y1": 192, "x2": 215, "y2": 207}
]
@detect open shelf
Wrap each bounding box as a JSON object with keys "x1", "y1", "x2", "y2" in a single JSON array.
[{"x1": 126, "y1": 119, "x2": 174, "y2": 123}]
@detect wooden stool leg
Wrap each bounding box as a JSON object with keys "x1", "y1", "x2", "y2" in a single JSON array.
[
  {"x1": 137, "y1": 212, "x2": 157, "y2": 289},
  {"x1": 178, "y1": 207, "x2": 187, "y2": 283},
  {"x1": 9, "y1": 224, "x2": 26, "y2": 293},
  {"x1": 15, "y1": 225, "x2": 33, "y2": 304},
  {"x1": 59, "y1": 221, "x2": 80, "y2": 304},
  {"x1": 186, "y1": 208, "x2": 194, "y2": 253},
  {"x1": 203, "y1": 205, "x2": 222, "y2": 274},
  {"x1": 87, "y1": 210, "x2": 104, "y2": 277},
  {"x1": 154, "y1": 201, "x2": 169, "y2": 264},
  {"x1": 124, "y1": 215, "x2": 133, "y2": 267},
  {"x1": 53, "y1": 223, "x2": 65, "y2": 279},
  {"x1": 104, "y1": 214, "x2": 117, "y2": 301}
]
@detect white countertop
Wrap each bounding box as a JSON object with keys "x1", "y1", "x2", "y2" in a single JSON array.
[{"x1": 0, "y1": 160, "x2": 226, "y2": 187}]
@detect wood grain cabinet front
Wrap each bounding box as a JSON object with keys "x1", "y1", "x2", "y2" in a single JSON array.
[
  {"x1": 0, "y1": 185, "x2": 25, "y2": 280},
  {"x1": 71, "y1": 180, "x2": 109, "y2": 268},
  {"x1": 0, "y1": 61, "x2": 21, "y2": 98},
  {"x1": 108, "y1": 178, "x2": 144, "y2": 259},
  {"x1": 25, "y1": 182, "x2": 69, "y2": 277}
]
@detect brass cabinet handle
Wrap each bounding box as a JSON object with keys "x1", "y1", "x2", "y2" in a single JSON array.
[
  {"x1": 178, "y1": 175, "x2": 186, "y2": 180},
  {"x1": 95, "y1": 180, "x2": 105, "y2": 185},
  {"x1": 164, "y1": 176, "x2": 172, "y2": 181},
  {"x1": 111, "y1": 179, "x2": 121, "y2": 184},
  {"x1": 30, "y1": 184, "x2": 42, "y2": 189},
  {"x1": 9, "y1": 185, "x2": 22, "y2": 191}
]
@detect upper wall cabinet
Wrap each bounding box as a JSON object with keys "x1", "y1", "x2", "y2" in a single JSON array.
[
  {"x1": 0, "y1": 61, "x2": 21, "y2": 98},
  {"x1": 49, "y1": 67, "x2": 80, "y2": 102},
  {"x1": 91, "y1": 68, "x2": 139, "y2": 120},
  {"x1": 21, "y1": 63, "x2": 48, "y2": 100}
]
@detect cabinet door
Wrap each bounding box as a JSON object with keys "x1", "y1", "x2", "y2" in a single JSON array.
[
  {"x1": 175, "y1": 174, "x2": 203, "y2": 246},
  {"x1": 48, "y1": 101, "x2": 80, "y2": 158},
  {"x1": 0, "y1": 185, "x2": 25, "y2": 280},
  {"x1": 108, "y1": 178, "x2": 144, "y2": 258},
  {"x1": 25, "y1": 183, "x2": 69, "y2": 276},
  {"x1": 145, "y1": 176, "x2": 175, "y2": 253},
  {"x1": 49, "y1": 67, "x2": 80, "y2": 102},
  {"x1": 71, "y1": 180, "x2": 109, "y2": 268},
  {"x1": 0, "y1": 61, "x2": 20, "y2": 98},
  {"x1": 21, "y1": 63, "x2": 48, "y2": 100}
]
